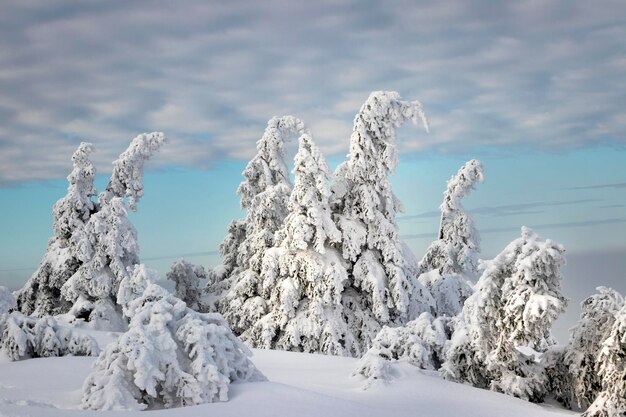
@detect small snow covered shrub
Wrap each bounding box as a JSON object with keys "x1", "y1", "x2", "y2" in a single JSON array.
[
  {"x1": 354, "y1": 312, "x2": 450, "y2": 388},
  {"x1": 0, "y1": 286, "x2": 16, "y2": 314},
  {"x1": 582, "y1": 302, "x2": 626, "y2": 417},
  {"x1": 167, "y1": 259, "x2": 209, "y2": 312},
  {"x1": 82, "y1": 265, "x2": 265, "y2": 411},
  {"x1": 0, "y1": 312, "x2": 99, "y2": 360},
  {"x1": 442, "y1": 227, "x2": 567, "y2": 403}
]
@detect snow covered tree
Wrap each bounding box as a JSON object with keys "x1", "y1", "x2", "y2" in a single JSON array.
[
  {"x1": 559, "y1": 287, "x2": 624, "y2": 409},
  {"x1": 15, "y1": 142, "x2": 96, "y2": 316},
  {"x1": 442, "y1": 227, "x2": 567, "y2": 402},
  {"x1": 0, "y1": 312, "x2": 99, "y2": 361},
  {"x1": 215, "y1": 116, "x2": 307, "y2": 334},
  {"x1": 60, "y1": 133, "x2": 164, "y2": 329},
  {"x1": 82, "y1": 265, "x2": 264, "y2": 411},
  {"x1": 0, "y1": 286, "x2": 16, "y2": 314},
  {"x1": 583, "y1": 302, "x2": 626, "y2": 417},
  {"x1": 354, "y1": 312, "x2": 450, "y2": 388},
  {"x1": 241, "y1": 133, "x2": 356, "y2": 355},
  {"x1": 417, "y1": 159, "x2": 483, "y2": 317},
  {"x1": 330, "y1": 91, "x2": 435, "y2": 342},
  {"x1": 419, "y1": 159, "x2": 483, "y2": 279},
  {"x1": 166, "y1": 259, "x2": 209, "y2": 312}
]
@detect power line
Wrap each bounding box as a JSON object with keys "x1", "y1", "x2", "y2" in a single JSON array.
[{"x1": 0, "y1": 250, "x2": 220, "y2": 273}]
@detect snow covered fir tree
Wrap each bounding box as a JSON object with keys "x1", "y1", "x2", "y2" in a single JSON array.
[
  {"x1": 442, "y1": 227, "x2": 567, "y2": 402},
  {"x1": 15, "y1": 142, "x2": 97, "y2": 317},
  {"x1": 244, "y1": 132, "x2": 351, "y2": 354},
  {"x1": 61, "y1": 132, "x2": 165, "y2": 330},
  {"x1": 327, "y1": 91, "x2": 435, "y2": 353},
  {"x1": 211, "y1": 116, "x2": 308, "y2": 334},
  {"x1": 418, "y1": 159, "x2": 483, "y2": 317}
]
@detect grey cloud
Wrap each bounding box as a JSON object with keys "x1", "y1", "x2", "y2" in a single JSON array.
[{"x1": 1, "y1": 0, "x2": 625, "y2": 184}]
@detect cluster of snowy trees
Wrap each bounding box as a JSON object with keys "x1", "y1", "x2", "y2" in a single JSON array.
[
  {"x1": 15, "y1": 134, "x2": 165, "y2": 329},
  {"x1": 6, "y1": 91, "x2": 625, "y2": 415},
  {"x1": 6, "y1": 133, "x2": 265, "y2": 410},
  {"x1": 206, "y1": 92, "x2": 435, "y2": 358}
]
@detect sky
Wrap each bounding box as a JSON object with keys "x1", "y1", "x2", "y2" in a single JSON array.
[{"x1": 0, "y1": 0, "x2": 624, "y2": 342}]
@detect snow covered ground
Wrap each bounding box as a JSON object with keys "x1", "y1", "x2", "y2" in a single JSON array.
[{"x1": 0, "y1": 331, "x2": 576, "y2": 417}]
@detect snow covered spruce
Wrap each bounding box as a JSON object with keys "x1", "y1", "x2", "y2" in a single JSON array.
[
  {"x1": 15, "y1": 142, "x2": 96, "y2": 317},
  {"x1": 212, "y1": 116, "x2": 308, "y2": 334},
  {"x1": 82, "y1": 265, "x2": 265, "y2": 411},
  {"x1": 442, "y1": 227, "x2": 567, "y2": 402},
  {"x1": 544, "y1": 286, "x2": 624, "y2": 412},
  {"x1": 62, "y1": 132, "x2": 165, "y2": 330},
  {"x1": 582, "y1": 301, "x2": 626, "y2": 417},
  {"x1": 329, "y1": 91, "x2": 435, "y2": 349},
  {"x1": 245, "y1": 132, "x2": 350, "y2": 354},
  {"x1": 418, "y1": 159, "x2": 483, "y2": 318}
]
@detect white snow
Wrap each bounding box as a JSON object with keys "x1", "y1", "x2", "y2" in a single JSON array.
[{"x1": 0, "y1": 329, "x2": 577, "y2": 417}]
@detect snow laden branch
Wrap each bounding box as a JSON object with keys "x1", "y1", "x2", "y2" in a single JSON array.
[
  {"x1": 82, "y1": 265, "x2": 264, "y2": 411},
  {"x1": 100, "y1": 132, "x2": 165, "y2": 211}
]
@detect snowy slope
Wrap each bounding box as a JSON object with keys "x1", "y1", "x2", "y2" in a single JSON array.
[{"x1": 0, "y1": 331, "x2": 576, "y2": 417}]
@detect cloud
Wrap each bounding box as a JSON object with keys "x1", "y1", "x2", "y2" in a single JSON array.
[{"x1": 1, "y1": 0, "x2": 625, "y2": 185}]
